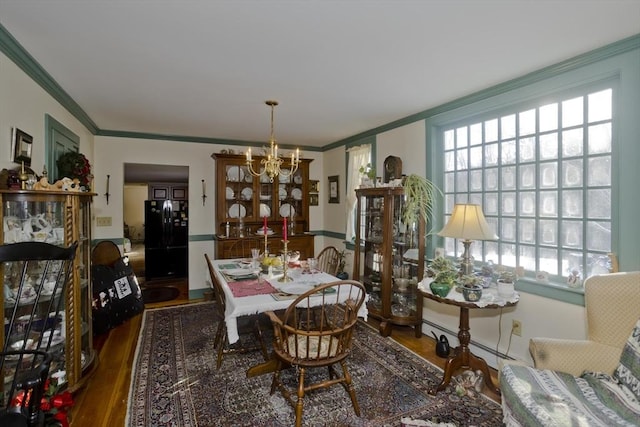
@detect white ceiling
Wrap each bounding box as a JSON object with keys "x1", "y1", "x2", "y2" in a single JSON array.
[{"x1": 1, "y1": 1, "x2": 639, "y2": 148}]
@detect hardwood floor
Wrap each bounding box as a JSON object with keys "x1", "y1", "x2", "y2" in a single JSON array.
[{"x1": 71, "y1": 298, "x2": 501, "y2": 425}]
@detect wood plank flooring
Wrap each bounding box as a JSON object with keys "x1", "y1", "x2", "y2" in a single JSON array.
[{"x1": 71, "y1": 296, "x2": 501, "y2": 425}]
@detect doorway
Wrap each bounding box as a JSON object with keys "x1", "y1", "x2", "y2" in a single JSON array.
[{"x1": 123, "y1": 163, "x2": 189, "y2": 288}]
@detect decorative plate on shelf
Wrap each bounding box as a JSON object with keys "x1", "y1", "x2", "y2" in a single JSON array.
[
  {"x1": 279, "y1": 187, "x2": 287, "y2": 200},
  {"x1": 228, "y1": 203, "x2": 247, "y2": 218},
  {"x1": 293, "y1": 175, "x2": 303, "y2": 184},
  {"x1": 227, "y1": 167, "x2": 245, "y2": 182},
  {"x1": 259, "y1": 203, "x2": 271, "y2": 217},
  {"x1": 241, "y1": 187, "x2": 253, "y2": 200},
  {"x1": 225, "y1": 187, "x2": 234, "y2": 200},
  {"x1": 280, "y1": 204, "x2": 295, "y2": 218},
  {"x1": 279, "y1": 170, "x2": 290, "y2": 183},
  {"x1": 260, "y1": 170, "x2": 270, "y2": 183},
  {"x1": 291, "y1": 188, "x2": 302, "y2": 200},
  {"x1": 244, "y1": 172, "x2": 253, "y2": 183}
]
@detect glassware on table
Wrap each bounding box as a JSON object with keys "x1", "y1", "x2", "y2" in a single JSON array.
[
  {"x1": 307, "y1": 258, "x2": 318, "y2": 272},
  {"x1": 251, "y1": 248, "x2": 261, "y2": 268}
]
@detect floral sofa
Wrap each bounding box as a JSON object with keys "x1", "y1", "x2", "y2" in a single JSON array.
[{"x1": 500, "y1": 271, "x2": 640, "y2": 426}]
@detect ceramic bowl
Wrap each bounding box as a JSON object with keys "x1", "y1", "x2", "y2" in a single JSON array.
[
  {"x1": 429, "y1": 281, "x2": 452, "y2": 298},
  {"x1": 461, "y1": 284, "x2": 483, "y2": 302},
  {"x1": 395, "y1": 278, "x2": 410, "y2": 291}
]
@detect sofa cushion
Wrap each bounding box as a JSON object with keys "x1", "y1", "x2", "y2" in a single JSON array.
[
  {"x1": 501, "y1": 364, "x2": 639, "y2": 426},
  {"x1": 613, "y1": 317, "x2": 640, "y2": 401}
]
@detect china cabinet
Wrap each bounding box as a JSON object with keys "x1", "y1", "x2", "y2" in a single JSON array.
[
  {"x1": 212, "y1": 153, "x2": 314, "y2": 258},
  {"x1": 0, "y1": 189, "x2": 95, "y2": 391},
  {"x1": 353, "y1": 187, "x2": 425, "y2": 337}
]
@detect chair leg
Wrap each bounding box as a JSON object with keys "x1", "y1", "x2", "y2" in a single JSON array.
[
  {"x1": 340, "y1": 360, "x2": 360, "y2": 416},
  {"x1": 253, "y1": 319, "x2": 269, "y2": 361},
  {"x1": 216, "y1": 324, "x2": 227, "y2": 369},
  {"x1": 270, "y1": 360, "x2": 282, "y2": 395},
  {"x1": 213, "y1": 321, "x2": 225, "y2": 350},
  {"x1": 295, "y1": 367, "x2": 306, "y2": 427}
]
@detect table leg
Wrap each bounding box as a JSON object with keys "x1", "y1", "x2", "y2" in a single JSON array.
[{"x1": 428, "y1": 307, "x2": 500, "y2": 395}]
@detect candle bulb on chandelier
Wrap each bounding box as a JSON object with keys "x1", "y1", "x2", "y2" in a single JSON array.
[{"x1": 263, "y1": 216, "x2": 268, "y2": 235}]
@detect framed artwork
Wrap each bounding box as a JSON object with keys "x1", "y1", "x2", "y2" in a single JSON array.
[
  {"x1": 309, "y1": 194, "x2": 319, "y2": 206},
  {"x1": 11, "y1": 128, "x2": 33, "y2": 166},
  {"x1": 309, "y1": 180, "x2": 319, "y2": 193},
  {"x1": 328, "y1": 175, "x2": 339, "y2": 204}
]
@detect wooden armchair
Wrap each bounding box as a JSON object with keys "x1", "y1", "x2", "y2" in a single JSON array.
[
  {"x1": 204, "y1": 254, "x2": 268, "y2": 369},
  {"x1": 316, "y1": 246, "x2": 340, "y2": 276},
  {"x1": 265, "y1": 280, "x2": 366, "y2": 427}
]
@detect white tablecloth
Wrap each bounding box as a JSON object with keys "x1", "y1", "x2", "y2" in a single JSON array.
[{"x1": 212, "y1": 259, "x2": 368, "y2": 343}]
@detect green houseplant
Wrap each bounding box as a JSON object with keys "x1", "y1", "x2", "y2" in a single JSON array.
[{"x1": 401, "y1": 174, "x2": 442, "y2": 229}]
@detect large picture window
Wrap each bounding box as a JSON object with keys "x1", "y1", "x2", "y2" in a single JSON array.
[{"x1": 441, "y1": 86, "x2": 613, "y2": 285}]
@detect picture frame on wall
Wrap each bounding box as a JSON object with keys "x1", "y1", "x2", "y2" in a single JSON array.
[
  {"x1": 309, "y1": 194, "x2": 319, "y2": 206},
  {"x1": 11, "y1": 128, "x2": 33, "y2": 166},
  {"x1": 328, "y1": 175, "x2": 339, "y2": 204}
]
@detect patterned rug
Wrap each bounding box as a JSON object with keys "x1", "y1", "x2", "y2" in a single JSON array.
[{"x1": 126, "y1": 302, "x2": 503, "y2": 426}]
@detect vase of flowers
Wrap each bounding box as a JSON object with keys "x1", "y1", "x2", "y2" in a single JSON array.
[{"x1": 56, "y1": 151, "x2": 93, "y2": 191}]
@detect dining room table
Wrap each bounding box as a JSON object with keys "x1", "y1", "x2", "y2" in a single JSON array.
[{"x1": 210, "y1": 257, "x2": 368, "y2": 376}]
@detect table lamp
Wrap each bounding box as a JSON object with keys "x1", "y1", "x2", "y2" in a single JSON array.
[{"x1": 438, "y1": 203, "x2": 497, "y2": 275}]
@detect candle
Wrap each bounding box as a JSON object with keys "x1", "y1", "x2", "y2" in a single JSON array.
[
  {"x1": 263, "y1": 216, "x2": 267, "y2": 234},
  {"x1": 296, "y1": 148, "x2": 299, "y2": 162},
  {"x1": 283, "y1": 216, "x2": 287, "y2": 241}
]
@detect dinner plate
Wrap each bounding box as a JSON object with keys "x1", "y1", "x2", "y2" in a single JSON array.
[
  {"x1": 227, "y1": 167, "x2": 245, "y2": 182},
  {"x1": 260, "y1": 170, "x2": 270, "y2": 183},
  {"x1": 259, "y1": 203, "x2": 271, "y2": 217},
  {"x1": 278, "y1": 283, "x2": 314, "y2": 295},
  {"x1": 293, "y1": 175, "x2": 303, "y2": 184},
  {"x1": 244, "y1": 173, "x2": 253, "y2": 183},
  {"x1": 229, "y1": 203, "x2": 247, "y2": 218},
  {"x1": 279, "y1": 187, "x2": 287, "y2": 200},
  {"x1": 226, "y1": 187, "x2": 234, "y2": 200},
  {"x1": 280, "y1": 204, "x2": 295, "y2": 218},
  {"x1": 291, "y1": 188, "x2": 302, "y2": 200},
  {"x1": 241, "y1": 187, "x2": 253, "y2": 200},
  {"x1": 256, "y1": 229, "x2": 275, "y2": 236},
  {"x1": 259, "y1": 194, "x2": 271, "y2": 200}
]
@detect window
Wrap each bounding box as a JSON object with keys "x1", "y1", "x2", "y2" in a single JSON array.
[
  {"x1": 345, "y1": 144, "x2": 372, "y2": 242},
  {"x1": 441, "y1": 86, "x2": 613, "y2": 285}
]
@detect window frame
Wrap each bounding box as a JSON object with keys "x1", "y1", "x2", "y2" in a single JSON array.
[{"x1": 425, "y1": 47, "x2": 640, "y2": 305}]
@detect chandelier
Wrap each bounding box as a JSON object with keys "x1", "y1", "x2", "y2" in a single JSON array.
[{"x1": 246, "y1": 100, "x2": 300, "y2": 182}]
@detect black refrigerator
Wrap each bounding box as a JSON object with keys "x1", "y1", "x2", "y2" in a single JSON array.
[{"x1": 144, "y1": 200, "x2": 188, "y2": 280}]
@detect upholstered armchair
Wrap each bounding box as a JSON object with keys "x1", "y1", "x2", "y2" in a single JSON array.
[{"x1": 529, "y1": 271, "x2": 640, "y2": 376}]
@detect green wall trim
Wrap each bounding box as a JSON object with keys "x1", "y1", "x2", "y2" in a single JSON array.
[
  {"x1": 190, "y1": 234, "x2": 215, "y2": 242},
  {"x1": 97, "y1": 129, "x2": 323, "y2": 152},
  {"x1": 190, "y1": 288, "x2": 208, "y2": 300},
  {"x1": 0, "y1": 23, "x2": 99, "y2": 134}
]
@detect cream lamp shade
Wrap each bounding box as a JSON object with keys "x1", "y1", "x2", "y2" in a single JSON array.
[
  {"x1": 438, "y1": 204, "x2": 497, "y2": 241},
  {"x1": 438, "y1": 203, "x2": 497, "y2": 275}
]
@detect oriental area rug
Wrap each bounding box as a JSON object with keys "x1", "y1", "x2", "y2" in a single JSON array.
[{"x1": 126, "y1": 302, "x2": 503, "y2": 426}]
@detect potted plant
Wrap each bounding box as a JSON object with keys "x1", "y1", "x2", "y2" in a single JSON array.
[
  {"x1": 401, "y1": 174, "x2": 442, "y2": 231},
  {"x1": 428, "y1": 257, "x2": 458, "y2": 298},
  {"x1": 496, "y1": 270, "x2": 517, "y2": 298},
  {"x1": 358, "y1": 163, "x2": 376, "y2": 187},
  {"x1": 457, "y1": 274, "x2": 483, "y2": 302}
]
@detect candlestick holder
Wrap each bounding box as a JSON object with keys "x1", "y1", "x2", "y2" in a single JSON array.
[
  {"x1": 263, "y1": 233, "x2": 269, "y2": 258},
  {"x1": 278, "y1": 239, "x2": 293, "y2": 282}
]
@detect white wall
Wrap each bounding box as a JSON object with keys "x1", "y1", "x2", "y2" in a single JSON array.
[{"x1": 0, "y1": 51, "x2": 94, "y2": 181}]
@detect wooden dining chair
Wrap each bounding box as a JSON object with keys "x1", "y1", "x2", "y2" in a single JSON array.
[
  {"x1": 204, "y1": 254, "x2": 268, "y2": 369},
  {"x1": 265, "y1": 280, "x2": 366, "y2": 427},
  {"x1": 223, "y1": 237, "x2": 262, "y2": 259},
  {"x1": 316, "y1": 246, "x2": 340, "y2": 276}
]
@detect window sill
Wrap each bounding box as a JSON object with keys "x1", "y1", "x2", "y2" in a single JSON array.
[{"x1": 516, "y1": 277, "x2": 585, "y2": 306}]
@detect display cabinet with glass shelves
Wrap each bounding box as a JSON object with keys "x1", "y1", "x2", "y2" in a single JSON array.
[
  {"x1": 212, "y1": 153, "x2": 314, "y2": 258},
  {"x1": 0, "y1": 189, "x2": 95, "y2": 391},
  {"x1": 353, "y1": 187, "x2": 425, "y2": 337}
]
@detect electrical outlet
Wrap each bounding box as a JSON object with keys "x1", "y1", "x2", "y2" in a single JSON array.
[
  {"x1": 96, "y1": 216, "x2": 112, "y2": 227},
  {"x1": 512, "y1": 319, "x2": 522, "y2": 336}
]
